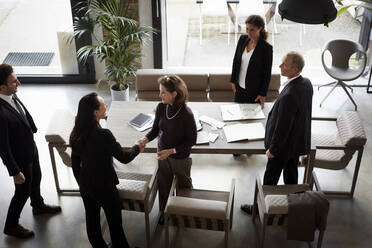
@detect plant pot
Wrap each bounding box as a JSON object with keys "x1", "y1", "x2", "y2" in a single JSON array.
[{"x1": 110, "y1": 85, "x2": 129, "y2": 101}]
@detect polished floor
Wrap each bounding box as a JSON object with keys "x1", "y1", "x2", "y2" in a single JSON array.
[{"x1": 0, "y1": 83, "x2": 372, "y2": 248}]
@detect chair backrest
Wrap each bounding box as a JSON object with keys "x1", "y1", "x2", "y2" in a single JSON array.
[
  {"x1": 336, "y1": 111, "x2": 367, "y2": 147},
  {"x1": 335, "y1": 111, "x2": 367, "y2": 167},
  {"x1": 45, "y1": 109, "x2": 75, "y2": 167},
  {"x1": 321, "y1": 39, "x2": 367, "y2": 81}
]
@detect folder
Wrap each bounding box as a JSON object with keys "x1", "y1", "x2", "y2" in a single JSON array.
[{"x1": 223, "y1": 122, "x2": 265, "y2": 143}]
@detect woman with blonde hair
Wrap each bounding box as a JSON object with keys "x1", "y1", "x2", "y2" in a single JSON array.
[{"x1": 139, "y1": 75, "x2": 197, "y2": 224}]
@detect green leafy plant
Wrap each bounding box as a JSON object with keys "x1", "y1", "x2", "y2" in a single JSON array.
[
  {"x1": 72, "y1": 0, "x2": 156, "y2": 90},
  {"x1": 335, "y1": 0, "x2": 372, "y2": 18}
]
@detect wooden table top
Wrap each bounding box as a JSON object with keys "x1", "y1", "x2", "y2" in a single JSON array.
[{"x1": 107, "y1": 101, "x2": 274, "y2": 154}]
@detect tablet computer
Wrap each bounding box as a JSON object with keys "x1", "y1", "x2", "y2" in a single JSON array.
[{"x1": 129, "y1": 113, "x2": 152, "y2": 128}]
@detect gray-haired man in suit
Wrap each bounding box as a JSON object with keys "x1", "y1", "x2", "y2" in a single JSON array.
[{"x1": 241, "y1": 52, "x2": 313, "y2": 214}]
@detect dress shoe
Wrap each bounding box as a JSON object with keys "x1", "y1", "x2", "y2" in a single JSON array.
[
  {"x1": 240, "y1": 204, "x2": 253, "y2": 215},
  {"x1": 33, "y1": 204, "x2": 62, "y2": 215},
  {"x1": 4, "y1": 224, "x2": 34, "y2": 239}
]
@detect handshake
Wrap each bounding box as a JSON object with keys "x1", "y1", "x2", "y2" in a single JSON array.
[
  {"x1": 136, "y1": 137, "x2": 175, "y2": 160},
  {"x1": 136, "y1": 137, "x2": 148, "y2": 153}
]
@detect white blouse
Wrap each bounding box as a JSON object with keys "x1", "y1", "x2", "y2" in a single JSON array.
[{"x1": 238, "y1": 48, "x2": 255, "y2": 89}]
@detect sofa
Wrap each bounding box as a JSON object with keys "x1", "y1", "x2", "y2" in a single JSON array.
[{"x1": 136, "y1": 68, "x2": 281, "y2": 102}]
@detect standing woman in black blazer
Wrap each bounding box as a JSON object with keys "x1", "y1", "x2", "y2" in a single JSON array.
[
  {"x1": 230, "y1": 15, "x2": 273, "y2": 108},
  {"x1": 70, "y1": 93, "x2": 143, "y2": 248}
]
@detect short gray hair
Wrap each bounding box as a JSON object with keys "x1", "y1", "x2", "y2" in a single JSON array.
[{"x1": 287, "y1": 51, "x2": 305, "y2": 72}]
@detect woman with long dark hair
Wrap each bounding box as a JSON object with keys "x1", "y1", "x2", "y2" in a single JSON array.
[
  {"x1": 70, "y1": 92, "x2": 142, "y2": 248},
  {"x1": 138, "y1": 75, "x2": 197, "y2": 224},
  {"x1": 230, "y1": 15, "x2": 273, "y2": 108}
]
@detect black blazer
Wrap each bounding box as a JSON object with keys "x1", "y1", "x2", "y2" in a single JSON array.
[
  {"x1": 264, "y1": 76, "x2": 313, "y2": 160},
  {"x1": 0, "y1": 96, "x2": 37, "y2": 176},
  {"x1": 230, "y1": 35, "x2": 273, "y2": 100},
  {"x1": 71, "y1": 128, "x2": 140, "y2": 192}
]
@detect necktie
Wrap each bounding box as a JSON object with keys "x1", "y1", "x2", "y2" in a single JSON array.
[{"x1": 12, "y1": 95, "x2": 30, "y2": 127}]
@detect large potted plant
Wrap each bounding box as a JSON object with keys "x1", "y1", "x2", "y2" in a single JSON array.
[{"x1": 73, "y1": 0, "x2": 155, "y2": 100}]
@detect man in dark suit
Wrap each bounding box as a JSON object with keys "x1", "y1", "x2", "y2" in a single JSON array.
[
  {"x1": 0, "y1": 64, "x2": 61, "y2": 239},
  {"x1": 241, "y1": 52, "x2": 313, "y2": 213}
]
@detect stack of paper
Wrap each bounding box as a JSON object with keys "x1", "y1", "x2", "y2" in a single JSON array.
[
  {"x1": 199, "y1": 115, "x2": 225, "y2": 129},
  {"x1": 220, "y1": 104, "x2": 265, "y2": 121},
  {"x1": 196, "y1": 131, "x2": 219, "y2": 145},
  {"x1": 223, "y1": 122, "x2": 265, "y2": 143}
]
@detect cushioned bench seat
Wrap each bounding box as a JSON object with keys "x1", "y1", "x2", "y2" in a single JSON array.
[{"x1": 136, "y1": 69, "x2": 209, "y2": 101}]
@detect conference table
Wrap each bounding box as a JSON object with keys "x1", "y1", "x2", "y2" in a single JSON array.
[{"x1": 107, "y1": 101, "x2": 316, "y2": 184}]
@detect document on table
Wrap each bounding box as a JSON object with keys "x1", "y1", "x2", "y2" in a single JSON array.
[
  {"x1": 129, "y1": 114, "x2": 155, "y2": 132},
  {"x1": 199, "y1": 115, "x2": 225, "y2": 129},
  {"x1": 192, "y1": 110, "x2": 203, "y2": 131},
  {"x1": 196, "y1": 131, "x2": 219, "y2": 145},
  {"x1": 220, "y1": 104, "x2": 265, "y2": 121},
  {"x1": 223, "y1": 122, "x2": 265, "y2": 143}
]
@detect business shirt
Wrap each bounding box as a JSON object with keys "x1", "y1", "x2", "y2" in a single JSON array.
[
  {"x1": 281, "y1": 75, "x2": 300, "y2": 88},
  {"x1": 238, "y1": 48, "x2": 255, "y2": 89},
  {"x1": 0, "y1": 93, "x2": 24, "y2": 114}
]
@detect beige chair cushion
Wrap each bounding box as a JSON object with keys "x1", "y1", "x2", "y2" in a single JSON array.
[
  {"x1": 336, "y1": 111, "x2": 367, "y2": 147},
  {"x1": 166, "y1": 196, "x2": 227, "y2": 219},
  {"x1": 313, "y1": 133, "x2": 347, "y2": 169},
  {"x1": 265, "y1": 195, "x2": 288, "y2": 214},
  {"x1": 116, "y1": 171, "x2": 152, "y2": 182},
  {"x1": 116, "y1": 179, "x2": 148, "y2": 201}
]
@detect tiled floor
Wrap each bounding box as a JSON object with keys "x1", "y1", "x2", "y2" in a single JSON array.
[{"x1": 0, "y1": 83, "x2": 371, "y2": 248}]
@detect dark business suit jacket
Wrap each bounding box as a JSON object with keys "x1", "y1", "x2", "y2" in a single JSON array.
[
  {"x1": 230, "y1": 35, "x2": 273, "y2": 101},
  {"x1": 264, "y1": 76, "x2": 313, "y2": 160},
  {"x1": 71, "y1": 127, "x2": 139, "y2": 192},
  {"x1": 0, "y1": 96, "x2": 37, "y2": 176}
]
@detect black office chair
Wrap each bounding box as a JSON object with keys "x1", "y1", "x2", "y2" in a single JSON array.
[{"x1": 319, "y1": 39, "x2": 367, "y2": 110}]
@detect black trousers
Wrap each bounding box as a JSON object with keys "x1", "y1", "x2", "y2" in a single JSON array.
[
  {"x1": 263, "y1": 156, "x2": 299, "y2": 185},
  {"x1": 5, "y1": 145, "x2": 44, "y2": 228},
  {"x1": 80, "y1": 187, "x2": 130, "y2": 248},
  {"x1": 234, "y1": 85, "x2": 257, "y2": 103}
]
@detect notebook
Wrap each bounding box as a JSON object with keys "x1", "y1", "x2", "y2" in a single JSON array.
[
  {"x1": 129, "y1": 113, "x2": 152, "y2": 128},
  {"x1": 223, "y1": 122, "x2": 265, "y2": 143}
]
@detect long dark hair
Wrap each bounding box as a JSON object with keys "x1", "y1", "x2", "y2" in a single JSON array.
[
  {"x1": 69, "y1": 92, "x2": 100, "y2": 154},
  {"x1": 245, "y1": 15, "x2": 268, "y2": 41}
]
